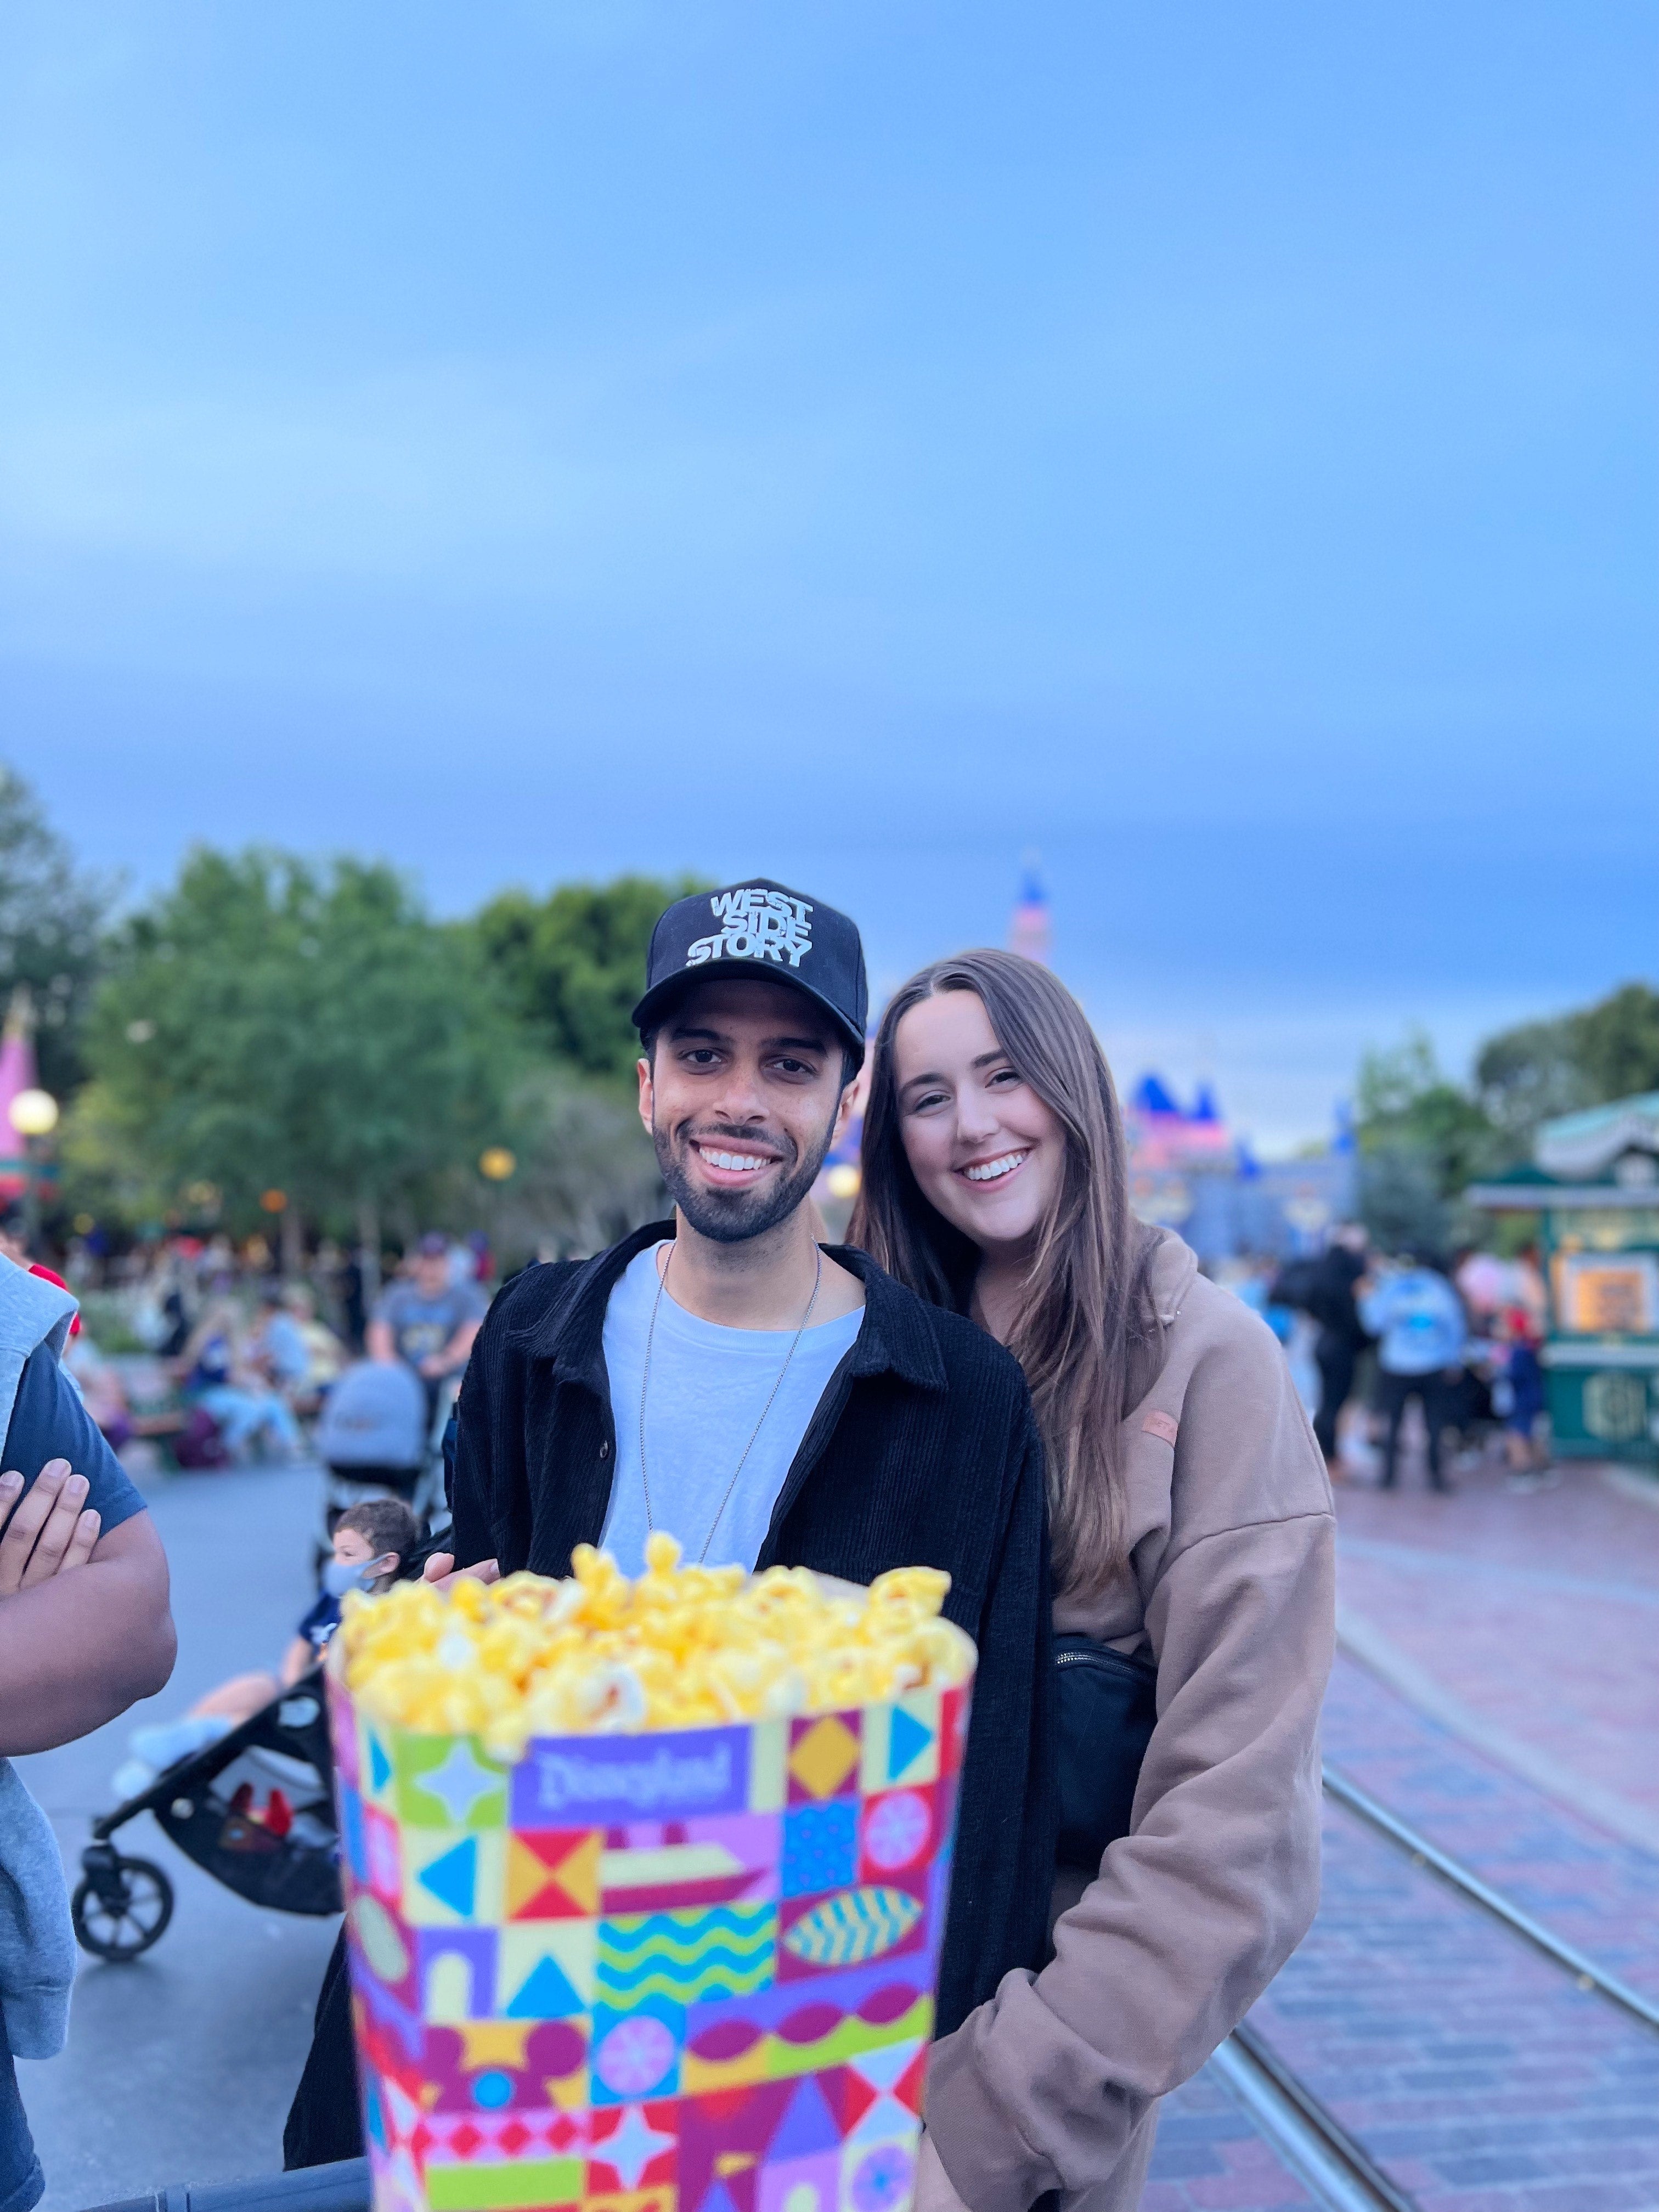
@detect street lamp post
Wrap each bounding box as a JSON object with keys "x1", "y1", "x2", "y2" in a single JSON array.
[{"x1": 8, "y1": 1088, "x2": 59, "y2": 1252}]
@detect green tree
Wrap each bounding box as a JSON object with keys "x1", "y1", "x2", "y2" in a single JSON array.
[
  {"x1": 438, "y1": 1064, "x2": 665, "y2": 1265},
  {"x1": 0, "y1": 765, "x2": 112, "y2": 1097},
  {"x1": 1472, "y1": 1014, "x2": 1589, "y2": 1145},
  {"x1": 1355, "y1": 1031, "x2": 1503, "y2": 1193},
  {"x1": 472, "y1": 873, "x2": 709, "y2": 1080},
  {"x1": 57, "y1": 1079, "x2": 175, "y2": 1232},
  {"x1": 1572, "y1": 983, "x2": 1659, "y2": 1102},
  {"x1": 1475, "y1": 983, "x2": 1659, "y2": 1149},
  {"x1": 1353, "y1": 981, "x2": 1659, "y2": 1250},
  {"x1": 1352, "y1": 1031, "x2": 1505, "y2": 1251},
  {"x1": 84, "y1": 849, "x2": 521, "y2": 1259},
  {"x1": 1356, "y1": 1145, "x2": 1453, "y2": 1260}
]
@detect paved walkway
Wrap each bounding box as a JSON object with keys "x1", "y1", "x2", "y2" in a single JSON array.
[
  {"x1": 1250, "y1": 1792, "x2": 1659, "y2": 2211},
  {"x1": 1142, "y1": 2070, "x2": 1321, "y2": 2211},
  {"x1": 1144, "y1": 1450, "x2": 1659, "y2": 2211},
  {"x1": 1321, "y1": 1657, "x2": 1659, "y2": 2004},
  {"x1": 1333, "y1": 1457, "x2": 1659, "y2": 1843}
]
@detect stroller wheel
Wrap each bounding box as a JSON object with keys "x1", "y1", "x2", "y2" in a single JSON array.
[{"x1": 72, "y1": 1852, "x2": 175, "y2": 1961}]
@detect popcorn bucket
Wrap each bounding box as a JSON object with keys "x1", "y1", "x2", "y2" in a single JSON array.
[{"x1": 328, "y1": 1660, "x2": 973, "y2": 2212}]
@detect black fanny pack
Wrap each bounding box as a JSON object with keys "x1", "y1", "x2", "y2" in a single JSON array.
[{"x1": 1054, "y1": 1633, "x2": 1159, "y2": 1868}]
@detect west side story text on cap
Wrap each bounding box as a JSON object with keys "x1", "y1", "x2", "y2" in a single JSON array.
[{"x1": 631, "y1": 879, "x2": 868, "y2": 1064}]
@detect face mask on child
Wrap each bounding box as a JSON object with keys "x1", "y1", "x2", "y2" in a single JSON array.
[{"x1": 322, "y1": 1556, "x2": 385, "y2": 1599}]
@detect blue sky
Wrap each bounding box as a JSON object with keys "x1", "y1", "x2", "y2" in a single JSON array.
[{"x1": 4, "y1": 2, "x2": 1654, "y2": 1148}]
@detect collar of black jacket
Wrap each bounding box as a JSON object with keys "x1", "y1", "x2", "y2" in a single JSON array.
[{"x1": 521, "y1": 1218, "x2": 948, "y2": 1395}]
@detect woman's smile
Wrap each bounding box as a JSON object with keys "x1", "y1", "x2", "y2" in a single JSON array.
[{"x1": 960, "y1": 1148, "x2": 1031, "y2": 1185}]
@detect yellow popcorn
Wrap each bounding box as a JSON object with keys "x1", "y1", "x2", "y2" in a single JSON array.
[{"x1": 337, "y1": 1533, "x2": 973, "y2": 1758}]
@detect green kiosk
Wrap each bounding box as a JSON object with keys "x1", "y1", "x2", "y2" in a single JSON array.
[{"x1": 1468, "y1": 1091, "x2": 1659, "y2": 1465}]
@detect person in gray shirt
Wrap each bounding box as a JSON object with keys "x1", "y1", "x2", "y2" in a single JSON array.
[{"x1": 368, "y1": 1234, "x2": 487, "y2": 1415}]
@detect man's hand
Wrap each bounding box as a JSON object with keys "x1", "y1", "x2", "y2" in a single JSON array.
[
  {"x1": 419, "y1": 1355, "x2": 450, "y2": 1379},
  {"x1": 0, "y1": 1460, "x2": 101, "y2": 1594},
  {"x1": 421, "y1": 1553, "x2": 500, "y2": 1592}
]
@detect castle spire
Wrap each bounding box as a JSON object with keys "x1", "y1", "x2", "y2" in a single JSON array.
[{"x1": 1008, "y1": 852, "x2": 1051, "y2": 965}]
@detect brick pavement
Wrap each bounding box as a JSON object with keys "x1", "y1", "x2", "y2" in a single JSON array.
[
  {"x1": 1138, "y1": 1452, "x2": 1659, "y2": 2209},
  {"x1": 1337, "y1": 1440, "x2": 1659, "y2": 1590},
  {"x1": 1333, "y1": 1457, "x2": 1659, "y2": 1832},
  {"x1": 1142, "y1": 2070, "x2": 1321, "y2": 2211},
  {"x1": 1321, "y1": 1655, "x2": 1659, "y2": 2000},
  {"x1": 1245, "y1": 1798, "x2": 1659, "y2": 2210}
]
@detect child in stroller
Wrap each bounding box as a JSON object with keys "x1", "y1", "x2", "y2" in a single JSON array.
[
  {"x1": 78, "y1": 1499, "x2": 421, "y2": 1963},
  {"x1": 111, "y1": 1499, "x2": 419, "y2": 1800},
  {"x1": 312, "y1": 1356, "x2": 450, "y2": 1573}
]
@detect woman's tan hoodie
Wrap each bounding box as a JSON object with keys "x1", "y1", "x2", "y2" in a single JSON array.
[{"x1": 926, "y1": 1231, "x2": 1336, "y2": 2212}]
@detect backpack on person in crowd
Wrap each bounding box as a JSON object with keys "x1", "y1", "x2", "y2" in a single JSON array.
[
  {"x1": 172, "y1": 1408, "x2": 229, "y2": 1470},
  {"x1": 1269, "y1": 1257, "x2": 1324, "y2": 1316},
  {"x1": 313, "y1": 1359, "x2": 427, "y2": 1475}
]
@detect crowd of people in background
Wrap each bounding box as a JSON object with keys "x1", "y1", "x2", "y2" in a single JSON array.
[
  {"x1": 1224, "y1": 1229, "x2": 1553, "y2": 1494},
  {"x1": 43, "y1": 1210, "x2": 1556, "y2": 1499},
  {"x1": 51, "y1": 1227, "x2": 497, "y2": 1481}
]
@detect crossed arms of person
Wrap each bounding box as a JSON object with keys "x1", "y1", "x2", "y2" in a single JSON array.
[
  {"x1": 0, "y1": 1457, "x2": 176, "y2": 1757},
  {"x1": 366, "y1": 1317, "x2": 482, "y2": 1380}
]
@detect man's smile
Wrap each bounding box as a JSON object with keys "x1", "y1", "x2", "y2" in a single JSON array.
[{"x1": 689, "y1": 1137, "x2": 786, "y2": 1184}]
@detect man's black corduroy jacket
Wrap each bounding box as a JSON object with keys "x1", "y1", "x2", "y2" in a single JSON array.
[{"x1": 451, "y1": 1218, "x2": 1058, "y2": 2036}]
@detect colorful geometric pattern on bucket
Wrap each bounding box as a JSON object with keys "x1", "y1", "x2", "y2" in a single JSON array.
[{"x1": 329, "y1": 1668, "x2": 972, "y2": 2212}]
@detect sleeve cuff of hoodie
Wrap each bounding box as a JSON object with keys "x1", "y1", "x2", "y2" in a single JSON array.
[
  {"x1": 927, "y1": 2007, "x2": 1059, "y2": 2212},
  {"x1": 1, "y1": 1985, "x2": 70, "y2": 2062}
]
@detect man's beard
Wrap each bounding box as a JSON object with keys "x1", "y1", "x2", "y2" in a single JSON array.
[{"x1": 654, "y1": 1113, "x2": 838, "y2": 1245}]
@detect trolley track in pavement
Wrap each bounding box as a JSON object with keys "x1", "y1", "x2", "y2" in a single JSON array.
[
  {"x1": 1211, "y1": 2023, "x2": 1421, "y2": 2212},
  {"x1": 1320, "y1": 1763, "x2": 1659, "y2": 2036},
  {"x1": 1204, "y1": 1762, "x2": 1659, "y2": 2212}
]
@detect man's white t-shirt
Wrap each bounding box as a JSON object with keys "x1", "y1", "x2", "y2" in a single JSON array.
[{"x1": 599, "y1": 1243, "x2": 865, "y2": 1575}]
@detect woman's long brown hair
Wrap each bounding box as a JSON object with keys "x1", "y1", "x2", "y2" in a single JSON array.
[{"x1": 850, "y1": 950, "x2": 1164, "y2": 1593}]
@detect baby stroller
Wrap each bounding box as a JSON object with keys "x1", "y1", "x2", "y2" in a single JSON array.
[
  {"x1": 74, "y1": 1671, "x2": 338, "y2": 1961},
  {"x1": 311, "y1": 1358, "x2": 450, "y2": 1572}
]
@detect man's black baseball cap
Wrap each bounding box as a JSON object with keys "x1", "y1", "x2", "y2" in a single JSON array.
[{"x1": 632, "y1": 879, "x2": 868, "y2": 1068}]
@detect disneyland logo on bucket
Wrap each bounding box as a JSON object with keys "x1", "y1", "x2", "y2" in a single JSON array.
[
  {"x1": 518, "y1": 1729, "x2": 749, "y2": 1822},
  {"x1": 686, "y1": 887, "x2": 814, "y2": 972}
]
